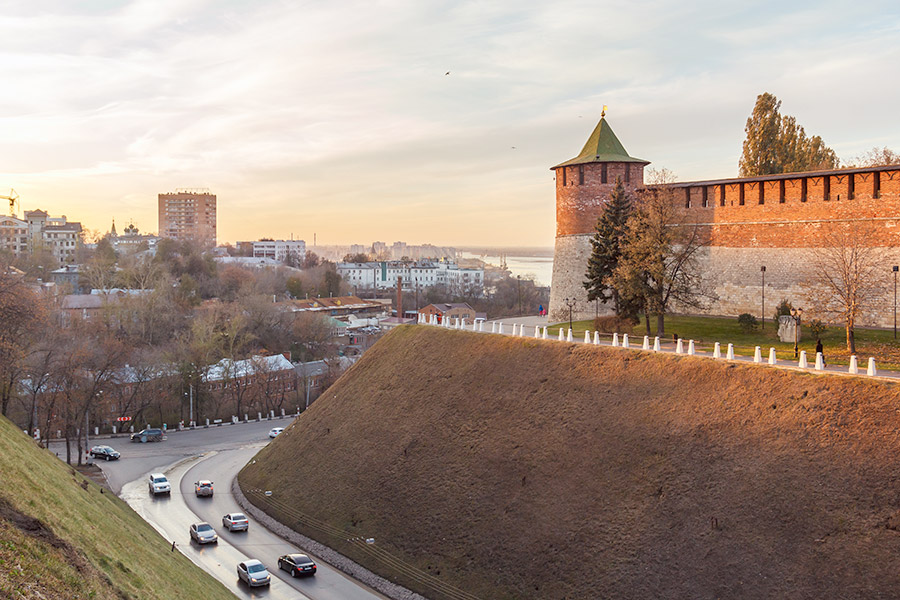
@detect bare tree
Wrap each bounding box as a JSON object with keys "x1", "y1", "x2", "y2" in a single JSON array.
[{"x1": 804, "y1": 224, "x2": 888, "y2": 354}]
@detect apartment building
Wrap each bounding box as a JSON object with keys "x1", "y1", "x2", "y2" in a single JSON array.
[
  {"x1": 337, "y1": 259, "x2": 484, "y2": 296},
  {"x1": 158, "y1": 189, "x2": 217, "y2": 246},
  {"x1": 245, "y1": 239, "x2": 306, "y2": 263}
]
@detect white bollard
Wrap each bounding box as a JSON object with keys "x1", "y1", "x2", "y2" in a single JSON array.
[
  {"x1": 473, "y1": 320, "x2": 478, "y2": 332},
  {"x1": 520, "y1": 324, "x2": 526, "y2": 337},
  {"x1": 498, "y1": 322, "x2": 504, "y2": 335},
  {"x1": 534, "y1": 325, "x2": 541, "y2": 338},
  {"x1": 643, "y1": 335, "x2": 650, "y2": 350},
  {"x1": 687, "y1": 339, "x2": 694, "y2": 355},
  {"x1": 542, "y1": 326, "x2": 548, "y2": 339},
  {"x1": 558, "y1": 328, "x2": 565, "y2": 341},
  {"x1": 753, "y1": 346, "x2": 762, "y2": 363},
  {"x1": 768, "y1": 348, "x2": 777, "y2": 365},
  {"x1": 510, "y1": 323, "x2": 517, "y2": 336},
  {"x1": 849, "y1": 355, "x2": 858, "y2": 374},
  {"x1": 726, "y1": 343, "x2": 734, "y2": 360},
  {"x1": 815, "y1": 352, "x2": 824, "y2": 371},
  {"x1": 868, "y1": 357, "x2": 877, "y2": 376},
  {"x1": 584, "y1": 331, "x2": 591, "y2": 344},
  {"x1": 713, "y1": 342, "x2": 721, "y2": 359},
  {"x1": 591, "y1": 331, "x2": 598, "y2": 345},
  {"x1": 613, "y1": 333, "x2": 619, "y2": 347},
  {"x1": 799, "y1": 350, "x2": 808, "y2": 368},
  {"x1": 479, "y1": 320, "x2": 485, "y2": 332},
  {"x1": 676, "y1": 338, "x2": 683, "y2": 354},
  {"x1": 566, "y1": 328, "x2": 573, "y2": 342},
  {"x1": 653, "y1": 337, "x2": 660, "y2": 352},
  {"x1": 623, "y1": 334, "x2": 630, "y2": 348}
]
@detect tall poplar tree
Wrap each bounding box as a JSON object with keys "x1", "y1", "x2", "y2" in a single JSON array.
[
  {"x1": 739, "y1": 93, "x2": 838, "y2": 176},
  {"x1": 584, "y1": 178, "x2": 634, "y2": 316}
]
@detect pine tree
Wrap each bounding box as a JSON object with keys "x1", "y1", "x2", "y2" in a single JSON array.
[
  {"x1": 583, "y1": 178, "x2": 633, "y2": 315},
  {"x1": 739, "y1": 92, "x2": 838, "y2": 176}
]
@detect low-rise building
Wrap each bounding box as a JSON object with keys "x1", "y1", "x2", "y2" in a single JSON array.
[
  {"x1": 337, "y1": 259, "x2": 484, "y2": 296},
  {"x1": 241, "y1": 239, "x2": 307, "y2": 263},
  {"x1": 419, "y1": 302, "x2": 479, "y2": 323}
]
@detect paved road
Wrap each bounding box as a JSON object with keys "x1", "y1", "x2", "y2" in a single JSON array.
[{"x1": 50, "y1": 419, "x2": 388, "y2": 600}]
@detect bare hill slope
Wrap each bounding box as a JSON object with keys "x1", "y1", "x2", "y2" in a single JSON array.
[{"x1": 240, "y1": 325, "x2": 900, "y2": 599}]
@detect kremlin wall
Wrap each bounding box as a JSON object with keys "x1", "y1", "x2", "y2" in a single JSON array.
[{"x1": 548, "y1": 117, "x2": 900, "y2": 327}]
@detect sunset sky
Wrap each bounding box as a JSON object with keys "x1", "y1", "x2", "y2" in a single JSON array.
[{"x1": 2, "y1": 1, "x2": 899, "y2": 247}]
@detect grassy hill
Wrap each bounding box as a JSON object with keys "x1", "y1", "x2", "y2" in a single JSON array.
[
  {"x1": 0, "y1": 415, "x2": 234, "y2": 599},
  {"x1": 239, "y1": 325, "x2": 900, "y2": 599}
]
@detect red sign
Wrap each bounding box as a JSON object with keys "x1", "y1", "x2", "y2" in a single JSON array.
[{"x1": 116, "y1": 416, "x2": 132, "y2": 422}]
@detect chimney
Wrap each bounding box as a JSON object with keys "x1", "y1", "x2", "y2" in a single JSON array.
[{"x1": 396, "y1": 276, "x2": 403, "y2": 318}]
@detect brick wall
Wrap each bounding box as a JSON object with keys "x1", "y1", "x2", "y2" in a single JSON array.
[{"x1": 555, "y1": 162, "x2": 646, "y2": 236}]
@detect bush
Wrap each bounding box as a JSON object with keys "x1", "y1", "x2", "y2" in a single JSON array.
[
  {"x1": 737, "y1": 313, "x2": 758, "y2": 333},
  {"x1": 593, "y1": 315, "x2": 635, "y2": 333},
  {"x1": 808, "y1": 319, "x2": 827, "y2": 337},
  {"x1": 773, "y1": 299, "x2": 793, "y2": 325}
]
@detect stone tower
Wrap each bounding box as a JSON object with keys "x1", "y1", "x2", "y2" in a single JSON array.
[{"x1": 548, "y1": 116, "x2": 649, "y2": 322}]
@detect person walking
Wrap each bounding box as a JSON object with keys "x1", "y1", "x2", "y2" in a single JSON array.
[{"x1": 815, "y1": 338, "x2": 826, "y2": 367}]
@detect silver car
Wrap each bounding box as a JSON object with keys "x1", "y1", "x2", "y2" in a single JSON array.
[
  {"x1": 237, "y1": 559, "x2": 271, "y2": 587},
  {"x1": 222, "y1": 512, "x2": 249, "y2": 532},
  {"x1": 148, "y1": 473, "x2": 171, "y2": 495},
  {"x1": 189, "y1": 522, "x2": 218, "y2": 544}
]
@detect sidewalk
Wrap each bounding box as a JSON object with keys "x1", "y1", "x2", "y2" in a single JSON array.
[{"x1": 430, "y1": 319, "x2": 900, "y2": 382}]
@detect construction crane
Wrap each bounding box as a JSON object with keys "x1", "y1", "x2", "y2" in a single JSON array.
[{"x1": 0, "y1": 189, "x2": 19, "y2": 217}]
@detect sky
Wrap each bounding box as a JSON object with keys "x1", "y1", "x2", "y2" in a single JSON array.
[{"x1": 2, "y1": 0, "x2": 900, "y2": 247}]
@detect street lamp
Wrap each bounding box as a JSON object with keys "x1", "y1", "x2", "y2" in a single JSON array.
[
  {"x1": 760, "y1": 266, "x2": 766, "y2": 330},
  {"x1": 563, "y1": 297, "x2": 577, "y2": 332},
  {"x1": 893, "y1": 266, "x2": 898, "y2": 339},
  {"x1": 790, "y1": 307, "x2": 803, "y2": 359},
  {"x1": 516, "y1": 275, "x2": 521, "y2": 315}
]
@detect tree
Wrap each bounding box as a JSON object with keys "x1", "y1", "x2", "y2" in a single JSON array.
[
  {"x1": 0, "y1": 264, "x2": 47, "y2": 416},
  {"x1": 846, "y1": 146, "x2": 900, "y2": 168},
  {"x1": 583, "y1": 178, "x2": 636, "y2": 317},
  {"x1": 343, "y1": 253, "x2": 369, "y2": 263},
  {"x1": 302, "y1": 251, "x2": 321, "y2": 269},
  {"x1": 804, "y1": 224, "x2": 886, "y2": 354},
  {"x1": 610, "y1": 185, "x2": 714, "y2": 336},
  {"x1": 739, "y1": 92, "x2": 838, "y2": 176},
  {"x1": 286, "y1": 276, "x2": 304, "y2": 299}
]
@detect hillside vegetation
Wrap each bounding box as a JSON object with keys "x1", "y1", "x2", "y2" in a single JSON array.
[
  {"x1": 240, "y1": 325, "x2": 900, "y2": 599},
  {"x1": 0, "y1": 415, "x2": 235, "y2": 599}
]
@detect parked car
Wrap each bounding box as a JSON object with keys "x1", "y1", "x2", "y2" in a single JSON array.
[
  {"x1": 268, "y1": 427, "x2": 284, "y2": 438},
  {"x1": 277, "y1": 553, "x2": 317, "y2": 577},
  {"x1": 148, "y1": 473, "x2": 171, "y2": 495},
  {"x1": 237, "y1": 559, "x2": 270, "y2": 587},
  {"x1": 222, "y1": 512, "x2": 249, "y2": 531},
  {"x1": 189, "y1": 522, "x2": 218, "y2": 544},
  {"x1": 131, "y1": 428, "x2": 164, "y2": 443},
  {"x1": 89, "y1": 445, "x2": 120, "y2": 461},
  {"x1": 194, "y1": 480, "x2": 214, "y2": 497}
]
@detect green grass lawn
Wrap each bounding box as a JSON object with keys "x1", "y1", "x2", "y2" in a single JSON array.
[{"x1": 548, "y1": 314, "x2": 900, "y2": 370}]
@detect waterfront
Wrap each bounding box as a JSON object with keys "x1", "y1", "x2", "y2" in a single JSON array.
[{"x1": 461, "y1": 251, "x2": 553, "y2": 287}]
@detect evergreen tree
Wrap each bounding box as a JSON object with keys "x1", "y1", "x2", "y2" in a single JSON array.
[
  {"x1": 583, "y1": 178, "x2": 633, "y2": 315},
  {"x1": 739, "y1": 92, "x2": 838, "y2": 176}
]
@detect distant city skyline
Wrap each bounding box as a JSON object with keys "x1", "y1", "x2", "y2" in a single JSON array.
[{"x1": 1, "y1": 1, "x2": 899, "y2": 246}]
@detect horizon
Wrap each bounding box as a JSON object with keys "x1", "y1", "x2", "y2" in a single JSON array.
[{"x1": 2, "y1": 1, "x2": 899, "y2": 246}]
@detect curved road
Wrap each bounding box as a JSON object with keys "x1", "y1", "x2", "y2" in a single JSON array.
[{"x1": 71, "y1": 421, "x2": 388, "y2": 600}]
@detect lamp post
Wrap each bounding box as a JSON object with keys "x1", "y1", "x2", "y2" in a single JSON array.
[
  {"x1": 790, "y1": 307, "x2": 803, "y2": 359},
  {"x1": 893, "y1": 266, "x2": 898, "y2": 339},
  {"x1": 760, "y1": 266, "x2": 766, "y2": 330},
  {"x1": 516, "y1": 275, "x2": 522, "y2": 315},
  {"x1": 563, "y1": 297, "x2": 577, "y2": 332}
]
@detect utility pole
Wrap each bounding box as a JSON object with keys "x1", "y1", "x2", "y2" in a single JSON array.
[{"x1": 760, "y1": 265, "x2": 766, "y2": 329}]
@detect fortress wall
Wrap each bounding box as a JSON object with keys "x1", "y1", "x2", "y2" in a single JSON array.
[
  {"x1": 548, "y1": 234, "x2": 604, "y2": 323},
  {"x1": 555, "y1": 162, "x2": 645, "y2": 236}
]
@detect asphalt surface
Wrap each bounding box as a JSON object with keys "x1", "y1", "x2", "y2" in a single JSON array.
[{"x1": 50, "y1": 419, "x2": 388, "y2": 600}]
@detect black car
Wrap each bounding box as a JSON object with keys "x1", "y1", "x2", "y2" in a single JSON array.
[
  {"x1": 89, "y1": 445, "x2": 121, "y2": 460},
  {"x1": 277, "y1": 553, "x2": 317, "y2": 577},
  {"x1": 131, "y1": 428, "x2": 164, "y2": 443}
]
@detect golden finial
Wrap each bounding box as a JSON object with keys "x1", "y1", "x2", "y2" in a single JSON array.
[{"x1": 601, "y1": 104, "x2": 607, "y2": 118}]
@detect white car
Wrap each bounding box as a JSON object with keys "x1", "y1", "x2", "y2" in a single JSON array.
[
  {"x1": 222, "y1": 512, "x2": 249, "y2": 532},
  {"x1": 237, "y1": 559, "x2": 271, "y2": 587},
  {"x1": 189, "y1": 522, "x2": 218, "y2": 545},
  {"x1": 268, "y1": 427, "x2": 284, "y2": 438},
  {"x1": 148, "y1": 473, "x2": 171, "y2": 495}
]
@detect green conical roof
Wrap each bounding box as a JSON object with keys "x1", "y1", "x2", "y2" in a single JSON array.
[{"x1": 552, "y1": 117, "x2": 649, "y2": 169}]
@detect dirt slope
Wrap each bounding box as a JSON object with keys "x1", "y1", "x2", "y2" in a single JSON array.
[{"x1": 240, "y1": 325, "x2": 900, "y2": 600}]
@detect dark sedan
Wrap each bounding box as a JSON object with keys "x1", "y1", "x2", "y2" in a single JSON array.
[
  {"x1": 89, "y1": 445, "x2": 121, "y2": 460},
  {"x1": 277, "y1": 553, "x2": 317, "y2": 577}
]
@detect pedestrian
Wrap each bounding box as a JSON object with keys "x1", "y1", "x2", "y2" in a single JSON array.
[
  {"x1": 815, "y1": 338, "x2": 826, "y2": 366},
  {"x1": 538, "y1": 304, "x2": 544, "y2": 317}
]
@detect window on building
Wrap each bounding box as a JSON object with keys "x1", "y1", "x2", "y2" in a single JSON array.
[
  {"x1": 739, "y1": 183, "x2": 745, "y2": 206},
  {"x1": 561, "y1": 168, "x2": 566, "y2": 186},
  {"x1": 578, "y1": 165, "x2": 584, "y2": 185},
  {"x1": 601, "y1": 164, "x2": 608, "y2": 184}
]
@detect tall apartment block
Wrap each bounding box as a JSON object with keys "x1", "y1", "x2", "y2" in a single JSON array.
[{"x1": 158, "y1": 189, "x2": 217, "y2": 247}]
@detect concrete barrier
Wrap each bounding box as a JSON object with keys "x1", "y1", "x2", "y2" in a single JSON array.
[
  {"x1": 613, "y1": 333, "x2": 619, "y2": 347},
  {"x1": 676, "y1": 338, "x2": 683, "y2": 354},
  {"x1": 815, "y1": 352, "x2": 824, "y2": 371},
  {"x1": 726, "y1": 343, "x2": 734, "y2": 360},
  {"x1": 623, "y1": 334, "x2": 630, "y2": 348},
  {"x1": 713, "y1": 342, "x2": 721, "y2": 359},
  {"x1": 849, "y1": 355, "x2": 858, "y2": 374},
  {"x1": 768, "y1": 348, "x2": 777, "y2": 365},
  {"x1": 868, "y1": 357, "x2": 877, "y2": 376},
  {"x1": 558, "y1": 328, "x2": 564, "y2": 341},
  {"x1": 542, "y1": 326, "x2": 548, "y2": 339},
  {"x1": 498, "y1": 322, "x2": 504, "y2": 335},
  {"x1": 534, "y1": 325, "x2": 541, "y2": 338},
  {"x1": 688, "y1": 339, "x2": 695, "y2": 355},
  {"x1": 753, "y1": 346, "x2": 762, "y2": 363},
  {"x1": 593, "y1": 331, "x2": 600, "y2": 345},
  {"x1": 799, "y1": 350, "x2": 808, "y2": 369},
  {"x1": 643, "y1": 336, "x2": 650, "y2": 350},
  {"x1": 653, "y1": 337, "x2": 660, "y2": 352},
  {"x1": 566, "y1": 329, "x2": 573, "y2": 342},
  {"x1": 584, "y1": 330, "x2": 591, "y2": 344}
]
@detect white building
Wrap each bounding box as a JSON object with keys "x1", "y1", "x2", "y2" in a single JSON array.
[
  {"x1": 248, "y1": 239, "x2": 306, "y2": 263},
  {"x1": 21, "y1": 210, "x2": 83, "y2": 264},
  {"x1": 337, "y1": 259, "x2": 484, "y2": 296},
  {"x1": 0, "y1": 216, "x2": 28, "y2": 256}
]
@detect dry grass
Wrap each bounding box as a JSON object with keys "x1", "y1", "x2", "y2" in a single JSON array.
[{"x1": 240, "y1": 325, "x2": 900, "y2": 599}]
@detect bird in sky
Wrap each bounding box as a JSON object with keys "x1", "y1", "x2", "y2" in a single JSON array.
[{"x1": 445, "y1": 71, "x2": 450, "y2": 75}]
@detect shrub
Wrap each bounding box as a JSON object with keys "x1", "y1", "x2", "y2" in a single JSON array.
[
  {"x1": 593, "y1": 315, "x2": 634, "y2": 333},
  {"x1": 773, "y1": 299, "x2": 793, "y2": 324},
  {"x1": 808, "y1": 319, "x2": 827, "y2": 337},
  {"x1": 738, "y1": 313, "x2": 758, "y2": 333}
]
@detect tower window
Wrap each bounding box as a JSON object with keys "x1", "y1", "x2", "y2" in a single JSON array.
[
  {"x1": 601, "y1": 164, "x2": 608, "y2": 184},
  {"x1": 758, "y1": 183, "x2": 764, "y2": 205},
  {"x1": 779, "y1": 179, "x2": 785, "y2": 203},
  {"x1": 823, "y1": 176, "x2": 830, "y2": 200},
  {"x1": 578, "y1": 165, "x2": 584, "y2": 185},
  {"x1": 561, "y1": 168, "x2": 566, "y2": 186},
  {"x1": 874, "y1": 172, "x2": 881, "y2": 198},
  {"x1": 848, "y1": 174, "x2": 855, "y2": 199},
  {"x1": 800, "y1": 178, "x2": 807, "y2": 202},
  {"x1": 719, "y1": 185, "x2": 725, "y2": 207},
  {"x1": 702, "y1": 186, "x2": 708, "y2": 208},
  {"x1": 684, "y1": 188, "x2": 691, "y2": 208},
  {"x1": 624, "y1": 164, "x2": 630, "y2": 184},
  {"x1": 739, "y1": 183, "x2": 745, "y2": 206}
]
